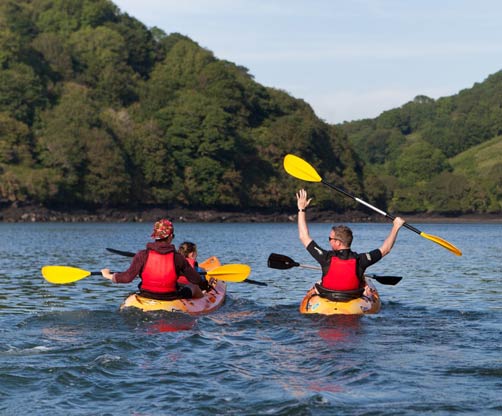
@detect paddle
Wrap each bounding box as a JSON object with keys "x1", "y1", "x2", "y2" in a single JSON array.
[
  {"x1": 42, "y1": 263, "x2": 252, "y2": 285},
  {"x1": 105, "y1": 248, "x2": 268, "y2": 286},
  {"x1": 267, "y1": 253, "x2": 402, "y2": 285},
  {"x1": 283, "y1": 154, "x2": 462, "y2": 256},
  {"x1": 41, "y1": 266, "x2": 102, "y2": 284}
]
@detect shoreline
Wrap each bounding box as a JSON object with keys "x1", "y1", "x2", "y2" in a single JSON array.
[{"x1": 1, "y1": 204, "x2": 501, "y2": 224}]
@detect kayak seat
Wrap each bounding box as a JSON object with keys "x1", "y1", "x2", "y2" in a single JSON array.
[
  {"x1": 139, "y1": 289, "x2": 187, "y2": 301},
  {"x1": 314, "y1": 283, "x2": 364, "y2": 302}
]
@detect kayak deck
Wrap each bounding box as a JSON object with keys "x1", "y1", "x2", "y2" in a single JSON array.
[
  {"x1": 299, "y1": 278, "x2": 381, "y2": 315},
  {"x1": 120, "y1": 279, "x2": 226, "y2": 315}
]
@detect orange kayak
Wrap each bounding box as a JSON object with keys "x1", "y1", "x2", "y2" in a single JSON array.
[
  {"x1": 120, "y1": 256, "x2": 226, "y2": 315},
  {"x1": 120, "y1": 279, "x2": 226, "y2": 315},
  {"x1": 299, "y1": 278, "x2": 381, "y2": 315}
]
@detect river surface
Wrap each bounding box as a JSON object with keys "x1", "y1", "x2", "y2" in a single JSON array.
[{"x1": 0, "y1": 222, "x2": 500, "y2": 415}]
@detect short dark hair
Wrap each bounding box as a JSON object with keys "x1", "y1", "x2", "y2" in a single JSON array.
[
  {"x1": 331, "y1": 225, "x2": 353, "y2": 247},
  {"x1": 178, "y1": 241, "x2": 197, "y2": 257}
]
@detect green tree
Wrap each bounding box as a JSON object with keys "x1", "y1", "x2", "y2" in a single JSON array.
[
  {"x1": 487, "y1": 163, "x2": 502, "y2": 212},
  {"x1": 0, "y1": 26, "x2": 21, "y2": 68},
  {"x1": 184, "y1": 157, "x2": 227, "y2": 207},
  {"x1": 36, "y1": 82, "x2": 98, "y2": 200},
  {"x1": 0, "y1": 0, "x2": 35, "y2": 41},
  {"x1": 31, "y1": 32, "x2": 73, "y2": 79},
  {"x1": 139, "y1": 37, "x2": 215, "y2": 113},
  {"x1": 69, "y1": 25, "x2": 137, "y2": 104},
  {"x1": 0, "y1": 113, "x2": 33, "y2": 164},
  {"x1": 353, "y1": 128, "x2": 405, "y2": 165},
  {"x1": 389, "y1": 185, "x2": 427, "y2": 213},
  {"x1": 81, "y1": 128, "x2": 130, "y2": 205},
  {"x1": 33, "y1": 0, "x2": 82, "y2": 34},
  {"x1": 0, "y1": 63, "x2": 45, "y2": 123},
  {"x1": 424, "y1": 172, "x2": 471, "y2": 214},
  {"x1": 394, "y1": 140, "x2": 450, "y2": 185},
  {"x1": 81, "y1": 0, "x2": 117, "y2": 27},
  {"x1": 107, "y1": 13, "x2": 155, "y2": 78}
]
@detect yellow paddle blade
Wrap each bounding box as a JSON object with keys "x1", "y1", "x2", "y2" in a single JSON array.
[
  {"x1": 420, "y1": 232, "x2": 462, "y2": 256},
  {"x1": 283, "y1": 154, "x2": 322, "y2": 182},
  {"x1": 206, "y1": 264, "x2": 251, "y2": 282},
  {"x1": 199, "y1": 256, "x2": 221, "y2": 271},
  {"x1": 41, "y1": 265, "x2": 92, "y2": 284}
]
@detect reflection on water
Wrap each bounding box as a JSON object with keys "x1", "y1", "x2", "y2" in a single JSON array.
[{"x1": 317, "y1": 315, "x2": 362, "y2": 343}]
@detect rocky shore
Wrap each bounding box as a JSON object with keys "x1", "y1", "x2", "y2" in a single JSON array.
[
  {"x1": 0, "y1": 203, "x2": 355, "y2": 223},
  {"x1": 1, "y1": 203, "x2": 500, "y2": 224}
]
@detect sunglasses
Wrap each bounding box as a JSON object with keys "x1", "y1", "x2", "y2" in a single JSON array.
[{"x1": 328, "y1": 237, "x2": 342, "y2": 243}]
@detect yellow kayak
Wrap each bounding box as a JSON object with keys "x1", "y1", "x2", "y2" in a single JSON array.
[
  {"x1": 120, "y1": 256, "x2": 226, "y2": 315},
  {"x1": 120, "y1": 279, "x2": 226, "y2": 315},
  {"x1": 299, "y1": 278, "x2": 381, "y2": 315}
]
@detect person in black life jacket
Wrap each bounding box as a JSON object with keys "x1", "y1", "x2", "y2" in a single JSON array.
[
  {"x1": 296, "y1": 189, "x2": 405, "y2": 300},
  {"x1": 101, "y1": 219, "x2": 209, "y2": 300}
]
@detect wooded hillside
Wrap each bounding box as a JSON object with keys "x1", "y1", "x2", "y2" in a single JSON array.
[
  {"x1": 340, "y1": 71, "x2": 502, "y2": 214},
  {"x1": 1, "y1": 0, "x2": 501, "y2": 215},
  {"x1": 0, "y1": 0, "x2": 362, "y2": 213}
]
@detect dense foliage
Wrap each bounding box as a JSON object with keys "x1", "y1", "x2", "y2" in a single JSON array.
[
  {"x1": 341, "y1": 77, "x2": 502, "y2": 214},
  {"x1": 0, "y1": 0, "x2": 363, "y2": 212},
  {"x1": 0, "y1": 0, "x2": 500, "y2": 215}
]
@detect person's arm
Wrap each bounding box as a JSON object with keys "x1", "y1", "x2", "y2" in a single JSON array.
[
  {"x1": 175, "y1": 254, "x2": 208, "y2": 289},
  {"x1": 378, "y1": 217, "x2": 405, "y2": 257},
  {"x1": 101, "y1": 251, "x2": 147, "y2": 283},
  {"x1": 296, "y1": 189, "x2": 313, "y2": 248}
]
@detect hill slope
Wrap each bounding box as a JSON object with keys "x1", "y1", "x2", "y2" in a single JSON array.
[
  {"x1": 340, "y1": 73, "x2": 502, "y2": 214},
  {"x1": 450, "y1": 135, "x2": 502, "y2": 177},
  {"x1": 0, "y1": 0, "x2": 361, "y2": 212},
  {"x1": 0, "y1": 0, "x2": 500, "y2": 215}
]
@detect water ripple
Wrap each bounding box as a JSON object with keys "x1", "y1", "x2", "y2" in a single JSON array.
[{"x1": 0, "y1": 222, "x2": 501, "y2": 415}]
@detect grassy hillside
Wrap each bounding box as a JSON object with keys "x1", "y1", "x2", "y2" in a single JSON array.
[
  {"x1": 0, "y1": 0, "x2": 500, "y2": 215},
  {"x1": 450, "y1": 136, "x2": 502, "y2": 177},
  {"x1": 340, "y1": 74, "x2": 502, "y2": 214}
]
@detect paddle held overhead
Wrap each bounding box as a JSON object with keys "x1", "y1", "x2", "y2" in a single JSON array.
[{"x1": 283, "y1": 154, "x2": 462, "y2": 256}]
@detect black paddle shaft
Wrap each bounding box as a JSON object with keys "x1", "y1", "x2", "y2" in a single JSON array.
[
  {"x1": 268, "y1": 252, "x2": 402, "y2": 285},
  {"x1": 107, "y1": 248, "x2": 267, "y2": 286}
]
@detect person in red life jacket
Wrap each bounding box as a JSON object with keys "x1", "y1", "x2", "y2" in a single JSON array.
[
  {"x1": 296, "y1": 189, "x2": 405, "y2": 300},
  {"x1": 177, "y1": 241, "x2": 205, "y2": 296},
  {"x1": 101, "y1": 219, "x2": 209, "y2": 300}
]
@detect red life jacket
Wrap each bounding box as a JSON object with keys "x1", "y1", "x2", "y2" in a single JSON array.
[
  {"x1": 140, "y1": 251, "x2": 177, "y2": 293},
  {"x1": 321, "y1": 255, "x2": 361, "y2": 291},
  {"x1": 177, "y1": 257, "x2": 196, "y2": 285}
]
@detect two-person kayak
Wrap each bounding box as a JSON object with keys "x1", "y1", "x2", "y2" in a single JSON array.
[
  {"x1": 120, "y1": 256, "x2": 227, "y2": 315},
  {"x1": 120, "y1": 280, "x2": 227, "y2": 315},
  {"x1": 299, "y1": 277, "x2": 381, "y2": 315}
]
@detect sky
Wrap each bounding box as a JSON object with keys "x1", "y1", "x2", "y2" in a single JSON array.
[{"x1": 112, "y1": 0, "x2": 502, "y2": 124}]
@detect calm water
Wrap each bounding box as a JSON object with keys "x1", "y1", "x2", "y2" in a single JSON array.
[{"x1": 0, "y1": 221, "x2": 500, "y2": 415}]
